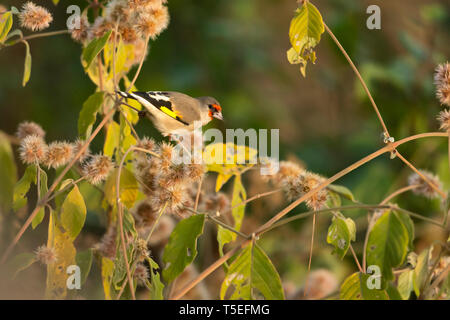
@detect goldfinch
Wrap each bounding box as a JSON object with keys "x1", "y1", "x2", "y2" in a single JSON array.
[{"x1": 116, "y1": 91, "x2": 223, "y2": 136}]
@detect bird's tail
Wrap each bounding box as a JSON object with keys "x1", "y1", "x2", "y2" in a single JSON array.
[{"x1": 116, "y1": 91, "x2": 134, "y2": 100}]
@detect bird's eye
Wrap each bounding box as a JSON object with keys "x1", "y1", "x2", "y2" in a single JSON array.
[{"x1": 208, "y1": 104, "x2": 214, "y2": 110}]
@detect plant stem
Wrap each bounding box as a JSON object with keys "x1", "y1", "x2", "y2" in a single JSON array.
[
  {"x1": 324, "y1": 23, "x2": 390, "y2": 137},
  {"x1": 194, "y1": 176, "x2": 203, "y2": 211},
  {"x1": 6, "y1": 30, "x2": 69, "y2": 46},
  {"x1": 304, "y1": 213, "x2": 316, "y2": 297},
  {"x1": 145, "y1": 202, "x2": 168, "y2": 243},
  {"x1": 349, "y1": 244, "x2": 364, "y2": 273},
  {"x1": 116, "y1": 146, "x2": 137, "y2": 300}
]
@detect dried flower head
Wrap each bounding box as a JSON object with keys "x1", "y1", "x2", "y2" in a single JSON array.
[
  {"x1": 282, "y1": 171, "x2": 328, "y2": 211},
  {"x1": 19, "y1": 2, "x2": 53, "y2": 32},
  {"x1": 303, "y1": 269, "x2": 338, "y2": 300},
  {"x1": 16, "y1": 121, "x2": 45, "y2": 140},
  {"x1": 70, "y1": 16, "x2": 90, "y2": 43},
  {"x1": 186, "y1": 164, "x2": 205, "y2": 181},
  {"x1": 135, "y1": 5, "x2": 169, "y2": 40},
  {"x1": 45, "y1": 141, "x2": 74, "y2": 169},
  {"x1": 119, "y1": 24, "x2": 139, "y2": 44},
  {"x1": 152, "y1": 182, "x2": 186, "y2": 214},
  {"x1": 72, "y1": 139, "x2": 91, "y2": 163},
  {"x1": 435, "y1": 62, "x2": 450, "y2": 106},
  {"x1": 134, "y1": 263, "x2": 149, "y2": 284},
  {"x1": 105, "y1": 0, "x2": 131, "y2": 23},
  {"x1": 136, "y1": 136, "x2": 157, "y2": 153},
  {"x1": 90, "y1": 17, "x2": 114, "y2": 39},
  {"x1": 129, "y1": 0, "x2": 166, "y2": 10},
  {"x1": 95, "y1": 225, "x2": 117, "y2": 259},
  {"x1": 159, "y1": 142, "x2": 174, "y2": 171},
  {"x1": 135, "y1": 238, "x2": 149, "y2": 260},
  {"x1": 437, "y1": 109, "x2": 450, "y2": 131},
  {"x1": 134, "y1": 200, "x2": 158, "y2": 227},
  {"x1": 408, "y1": 170, "x2": 443, "y2": 199},
  {"x1": 19, "y1": 135, "x2": 48, "y2": 165},
  {"x1": 83, "y1": 154, "x2": 114, "y2": 185},
  {"x1": 35, "y1": 245, "x2": 57, "y2": 265},
  {"x1": 204, "y1": 192, "x2": 230, "y2": 213}
]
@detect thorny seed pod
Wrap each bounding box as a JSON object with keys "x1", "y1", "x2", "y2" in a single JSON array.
[
  {"x1": 16, "y1": 121, "x2": 45, "y2": 140},
  {"x1": 19, "y1": 135, "x2": 48, "y2": 165},
  {"x1": 35, "y1": 245, "x2": 57, "y2": 265},
  {"x1": 19, "y1": 2, "x2": 53, "y2": 32},
  {"x1": 408, "y1": 170, "x2": 443, "y2": 199},
  {"x1": 45, "y1": 141, "x2": 74, "y2": 169}
]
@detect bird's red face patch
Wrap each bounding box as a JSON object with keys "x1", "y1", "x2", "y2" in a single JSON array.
[{"x1": 209, "y1": 104, "x2": 223, "y2": 120}]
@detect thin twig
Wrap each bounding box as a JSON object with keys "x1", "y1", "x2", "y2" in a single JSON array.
[
  {"x1": 127, "y1": 36, "x2": 149, "y2": 91},
  {"x1": 116, "y1": 146, "x2": 137, "y2": 300},
  {"x1": 194, "y1": 176, "x2": 203, "y2": 211},
  {"x1": 349, "y1": 244, "x2": 363, "y2": 273},
  {"x1": 304, "y1": 213, "x2": 316, "y2": 297},
  {"x1": 6, "y1": 30, "x2": 69, "y2": 46}
]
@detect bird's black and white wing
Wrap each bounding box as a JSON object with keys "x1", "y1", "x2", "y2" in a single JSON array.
[{"x1": 117, "y1": 91, "x2": 189, "y2": 125}]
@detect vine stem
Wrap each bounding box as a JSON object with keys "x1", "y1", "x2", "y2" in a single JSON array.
[
  {"x1": 304, "y1": 213, "x2": 316, "y2": 297},
  {"x1": 349, "y1": 244, "x2": 364, "y2": 273},
  {"x1": 324, "y1": 23, "x2": 389, "y2": 137},
  {"x1": 194, "y1": 176, "x2": 203, "y2": 211},
  {"x1": 146, "y1": 202, "x2": 168, "y2": 243},
  {"x1": 116, "y1": 146, "x2": 137, "y2": 300},
  {"x1": 1, "y1": 107, "x2": 116, "y2": 264},
  {"x1": 127, "y1": 36, "x2": 150, "y2": 91},
  {"x1": 171, "y1": 131, "x2": 448, "y2": 299},
  {"x1": 6, "y1": 30, "x2": 69, "y2": 46}
]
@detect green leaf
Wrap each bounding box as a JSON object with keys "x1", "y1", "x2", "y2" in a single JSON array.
[
  {"x1": 32, "y1": 207, "x2": 45, "y2": 230},
  {"x1": 78, "y1": 92, "x2": 104, "y2": 139},
  {"x1": 327, "y1": 184, "x2": 356, "y2": 202},
  {"x1": 162, "y1": 214, "x2": 205, "y2": 283},
  {"x1": 0, "y1": 11, "x2": 13, "y2": 43},
  {"x1": 104, "y1": 168, "x2": 139, "y2": 209},
  {"x1": 22, "y1": 41, "x2": 32, "y2": 87},
  {"x1": 340, "y1": 272, "x2": 389, "y2": 300},
  {"x1": 413, "y1": 247, "x2": 431, "y2": 297},
  {"x1": 82, "y1": 30, "x2": 112, "y2": 70},
  {"x1": 0, "y1": 133, "x2": 17, "y2": 214},
  {"x1": 221, "y1": 242, "x2": 284, "y2": 300},
  {"x1": 146, "y1": 257, "x2": 164, "y2": 300},
  {"x1": 326, "y1": 215, "x2": 356, "y2": 259},
  {"x1": 101, "y1": 257, "x2": 115, "y2": 300},
  {"x1": 76, "y1": 249, "x2": 93, "y2": 286},
  {"x1": 60, "y1": 185, "x2": 87, "y2": 239},
  {"x1": 13, "y1": 165, "x2": 37, "y2": 211},
  {"x1": 398, "y1": 269, "x2": 414, "y2": 300},
  {"x1": 9, "y1": 252, "x2": 37, "y2": 278},
  {"x1": 217, "y1": 175, "x2": 246, "y2": 259},
  {"x1": 103, "y1": 121, "x2": 120, "y2": 157},
  {"x1": 366, "y1": 210, "x2": 409, "y2": 283},
  {"x1": 394, "y1": 210, "x2": 414, "y2": 250},
  {"x1": 288, "y1": 1, "x2": 324, "y2": 77}
]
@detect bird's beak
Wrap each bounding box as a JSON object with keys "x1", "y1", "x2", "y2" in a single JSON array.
[{"x1": 213, "y1": 112, "x2": 223, "y2": 121}]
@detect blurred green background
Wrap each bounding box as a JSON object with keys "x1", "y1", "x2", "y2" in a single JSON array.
[{"x1": 0, "y1": 0, "x2": 449, "y2": 298}]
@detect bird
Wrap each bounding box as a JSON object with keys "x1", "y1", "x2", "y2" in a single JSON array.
[{"x1": 116, "y1": 91, "x2": 223, "y2": 136}]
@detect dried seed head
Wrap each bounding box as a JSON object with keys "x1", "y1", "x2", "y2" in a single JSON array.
[
  {"x1": 129, "y1": 0, "x2": 166, "y2": 10},
  {"x1": 147, "y1": 215, "x2": 174, "y2": 246},
  {"x1": 437, "y1": 109, "x2": 450, "y2": 131},
  {"x1": 134, "y1": 200, "x2": 158, "y2": 227},
  {"x1": 90, "y1": 17, "x2": 114, "y2": 39},
  {"x1": 152, "y1": 183, "x2": 186, "y2": 214},
  {"x1": 408, "y1": 170, "x2": 443, "y2": 199},
  {"x1": 135, "y1": 5, "x2": 169, "y2": 40},
  {"x1": 71, "y1": 16, "x2": 90, "y2": 43},
  {"x1": 186, "y1": 164, "x2": 205, "y2": 181},
  {"x1": 45, "y1": 141, "x2": 74, "y2": 169},
  {"x1": 105, "y1": 0, "x2": 131, "y2": 23},
  {"x1": 35, "y1": 245, "x2": 57, "y2": 265},
  {"x1": 134, "y1": 263, "x2": 149, "y2": 284},
  {"x1": 303, "y1": 269, "x2": 338, "y2": 300},
  {"x1": 72, "y1": 139, "x2": 91, "y2": 163},
  {"x1": 19, "y1": 2, "x2": 53, "y2": 32},
  {"x1": 135, "y1": 238, "x2": 149, "y2": 260},
  {"x1": 83, "y1": 154, "x2": 114, "y2": 185},
  {"x1": 95, "y1": 225, "x2": 117, "y2": 259},
  {"x1": 136, "y1": 136, "x2": 157, "y2": 153},
  {"x1": 268, "y1": 161, "x2": 303, "y2": 185},
  {"x1": 19, "y1": 135, "x2": 48, "y2": 165},
  {"x1": 126, "y1": 38, "x2": 149, "y2": 68},
  {"x1": 16, "y1": 121, "x2": 45, "y2": 140},
  {"x1": 119, "y1": 24, "x2": 139, "y2": 44},
  {"x1": 282, "y1": 171, "x2": 328, "y2": 211},
  {"x1": 435, "y1": 62, "x2": 450, "y2": 106},
  {"x1": 159, "y1": 142, "x2": 174, "y2": 171},
  {"x1": 204, "y1": 192, "x2": 230, "y2": 213}
]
